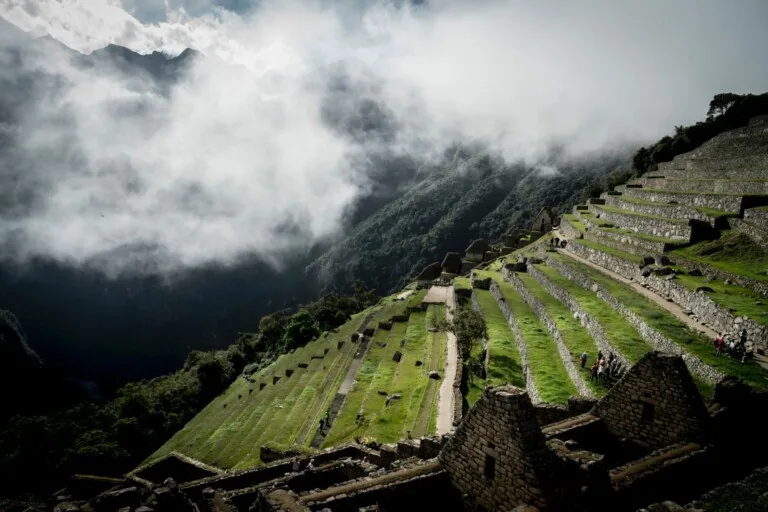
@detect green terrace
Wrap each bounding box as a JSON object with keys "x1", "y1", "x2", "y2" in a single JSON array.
[
  {"x1": 532, "y1": 264, "x2": 651, "y2": 363},
  {"x1": 670, "y1": 231, "x2": 768, "y2": 284},
  {"x1": 591, "y1": 204, "x2": 690, "y2": 225},
  {"x1": 561, "y1": 213, "x2": 587, "y2": 233},
  {"x1": 150, "y1": 307, "x2": 370, "y2": 470},
  {"x1": 597, "y1": 226, "x2": 688, "y2": 247},
  {"x1": 453, "y1": 277, "x2": 472, "y2": 291},
  {"x1": 324, "y1": 304, "x2": 445, "y2": 445},
  {"x1": 514, "y1": 271, "x2": 606, "y2": 396},
  {"x1": 475, "y1": 270, "x2": 577, "y2": 404},
  {"x1": 573, "y1": 239, "x2": 646, "y2": 266},
  {"x1": 549, "y1": 253, "x2": 768, "y2": 390},
  {"x1": 612, "y1": 195, "x2": 734, "y2": 219},
  {"x1": 673, "y1": 271, "x2": 768, "y2": 328}
]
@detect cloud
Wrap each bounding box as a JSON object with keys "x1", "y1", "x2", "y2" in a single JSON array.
[{"x1": 1, "y1": 0, "x2": 767, "y2": 277}]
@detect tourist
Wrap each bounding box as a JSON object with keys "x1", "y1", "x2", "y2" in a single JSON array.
[
  {"x1": 741, "y1": 329, "x2": 748, "y2": 347},
  {"x1": 580, "y1": 352, "x2": 588, "y2": 368},
  {"x1": 591, "y1": 362, "x2": 598, "y2": 381},
  {"x1": 597, "y1": 363, "x2": 605, "y2": 383},
  {"x1": 307, "y1": 458, "x2": 315, "y2": 471},
  {"x1": 597, "y1": 350, "x2": 603, "y2": 362}
]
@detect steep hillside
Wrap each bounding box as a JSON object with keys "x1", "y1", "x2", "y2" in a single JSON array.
[{"x1": 309, "y1": 148, "x2": 632, "y2": 295}]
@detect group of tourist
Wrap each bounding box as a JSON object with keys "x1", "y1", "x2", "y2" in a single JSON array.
[
  {"x1": 581, "y1": 351, "x2": 619, "y2": 383},
  {"x1": 550, "y1": 237, "x2": 568, "y2": 249},
  {"x1": 714, "y1": 329, "x2": 751, "y2": 362}
]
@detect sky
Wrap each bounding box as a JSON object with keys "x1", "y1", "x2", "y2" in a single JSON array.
[{"x1": 0, "y1": 0, "x2": 767, "y2": 277}]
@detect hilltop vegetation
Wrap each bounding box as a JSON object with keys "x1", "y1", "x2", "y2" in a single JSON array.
[{"x1": 0, "y1": 282, "x2": 379, "y2": 499}]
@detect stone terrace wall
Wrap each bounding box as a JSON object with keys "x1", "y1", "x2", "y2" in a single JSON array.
[
  {"x1": 524, "y1": 262, "x2": 631, "y2": 372},
  {"x1": 602, "y1": 195, "x2": 713, "y2": 224},
  {"x1": 591, "y1": 205, "x2": 692, "y2": 240},
  {"x1": 438, "y1": 386, "x2": 562, "y2": 511},
  {"x1": 632, "y1": 178, "x2": 768, "y2": 195},
  {"x1": 567, "y1": 241, "x2": 768, "y2": 352},
  {"x1": 540, "y1": 252, "x2": 724, "y2": 385},
  {"x1": 670, "y1": 255, "x2": 768, "y2": 297},
  {"x1": 583, "y1": 229, "x2": 667, "y2": 257},
  {"x1": 558, "y1": 216, "x2": 583, "y2": 240},
  {"x1": 656, "y1": 167, "x2": 768, "y2": 181},
  {"x1": 501, "y1": 267, "x2": 592, "y2": 397},
  {"x1": 731, "y1": 217, "x2": 768, "y2": 250},
  {"x1": 619, "y1": 188, "x2": 745, "y2": 213},
  {"x1": 594, "y1": 352, "x2": 710, "y2": 450},
  {"x1": 488, "y1": 282, "x2": 541, "y2": 403}
]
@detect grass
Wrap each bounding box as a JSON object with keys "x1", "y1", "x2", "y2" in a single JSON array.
[
  {"x1": 575, "y1": 239, "x2": 645, "y2": 266},
  {"x1": 674, "y1": 272, "x2": 768, "y2": 327},
  {"x1": 515, "y1": 272, "x2": 606, "y2": 396},
  {"x1": 533, "y1": 264, "x2": 651, "y2": 363},
  {"x1": 472, "y1": 288, "x2": 525, "y2": 390},
  {"x1": 671, "y1": 231, "x2": 768, "y2": 284},
  {"x1": 561, "y1": 214, "x2": 587, "y2": 233},
  {"x1": 551, "y1": 253, "x2": 768, "y2": 390},
  {"x1": 492, "y1": 278, "x2": 578, "y2": 404},
  {"x1": 453, "y1": 277, "x2": 471, "y2": 290}
]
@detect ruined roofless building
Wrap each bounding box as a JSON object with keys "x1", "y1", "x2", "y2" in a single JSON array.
[{"x1": 530, "y1": 207, "x2": 555, "y2": 233}]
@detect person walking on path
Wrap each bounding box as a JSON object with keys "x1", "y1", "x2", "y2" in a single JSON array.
[
  {"x1": 591, "y1": 362, "x2": 598, "y2": 381},
  {"x1": 580, "y1": 352, "x2": 588, "y2": 368}
]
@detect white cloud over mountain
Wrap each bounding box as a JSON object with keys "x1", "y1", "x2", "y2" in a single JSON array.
[{"x1": 1, "y1": 0, "x2": 767, "y2": 277}]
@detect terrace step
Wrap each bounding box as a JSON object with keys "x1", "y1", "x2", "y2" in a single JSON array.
[
  {"x1": 600, "y1": 195, "x2": 727, "y2": 226},
  {"x1": 730, "y1": 217, "x2": 768, "y2": 250},
  {"x1": 630, "y1": 177, "x2": 768, "y2": 195},
  {"x1": 582, "y1": 226, "x2": 683, "y2": 256},
  {"x1": 619, "y1": 188, "x2": 768, "y2": 215},
  {"x1": 654, "y1": 166, "x2": 768, "y2": 181},
  {"x1": 588, "y1": 204, "x2": 693, "y2": 241}
]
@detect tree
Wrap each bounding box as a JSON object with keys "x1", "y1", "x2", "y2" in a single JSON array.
[
  {"x1": 707, "y1": 93, "x2": 741, "y2": 118},
  {"x1": 451, "y1": 308, "x2": 487, "y2": 360},
  {"x1": 282, "y1": 310, "x2": 319, "y2": 351}
]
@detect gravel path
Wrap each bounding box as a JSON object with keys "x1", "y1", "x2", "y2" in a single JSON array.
[{"x1": 437, "y1": 286, "x2": 458, "y2": 435}]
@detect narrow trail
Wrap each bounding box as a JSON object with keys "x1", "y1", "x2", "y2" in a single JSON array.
[
  {"x1": 437, "y1": 286, "x2": 458, "y2": 435},
  {"x1": 552, "y1": 242, "x2": 718, "y2": 339}
]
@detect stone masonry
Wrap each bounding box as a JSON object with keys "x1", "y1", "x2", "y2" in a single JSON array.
[
  {"x1": 593, "y1": 352, "x2": 710, "y2": 450},
  {"x1": 438, "y1": 386, "x2": 560, "y2": 511}
]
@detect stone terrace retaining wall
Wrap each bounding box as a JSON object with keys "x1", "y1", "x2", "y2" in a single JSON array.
[
  {"x1": 488, "y1": 281, "x2": 541, "y2": 403},
  {"x1": 501, "y1": 267, "x2": 593, "y2": 397},
  {"x1": 661, "y1": 153, "x2": 768, "y2": 173},
  {"x1": 656, "y1": 167, "x2": 768, "y2": 181},
  {"x1": 619, "y1": 189, "x2": 745, "y2": 213},
  {"x1": 566, "y1": 241, "x2": 768, "y2": 352},
  {"x1": 602, "y1": 195, "x2": 713, "y2": 224},
  {"x1": 559, "y1": 216, "x2": 584, "y2": 240},
  {"x1": 583, "y1": 229, "x2": 667, "y2": 257},
  {"x1": 523, "y1": 262, "x2": 631, "y2": 372},
  {"x1": 541, "y1": 252, "x2": 724, "y2": 385},
  {"x1": 745, "y1": 207, "x2": 768, "y2": 225},
  {"x1": 591, "y1": 205, "x2": 692, "y2": 240},
  {"x1": 632, "y1": 178, "x2": 768, "y2": 195},
  {"x1": 730, "y1": 218, "x2": 768, "y2": 250},
  {"x1": 669, "y1": 255, "x2": 768, "y2": 297}
]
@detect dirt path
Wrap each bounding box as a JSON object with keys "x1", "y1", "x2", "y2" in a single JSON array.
[
  {"x1": 437, "y1": 286, "x2": 458, "y2": 435},
  {"x1": 553, "y1": 232, "x2": 717, "y2": 339}
]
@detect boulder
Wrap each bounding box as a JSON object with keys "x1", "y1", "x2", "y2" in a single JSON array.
[
  {"x1": 652, "y1": 266, "x2": 674, "y2": 276},
  {"x1": 696, "y1": 286, "x2": 715, "y2": 293},
  {"x1": 441, "y1": 252, "x2": 463, "y2": 275},
  {"x1": 415, "y1": 360, "x2": 423, "y2": 366},
  {"x1": 392, "y1": 351, "x2": 402, "y2": 362},
  {"x1": 416, "y1": 262, "x2": 442, "y2": 281},
  {"x1": 428, "y1": 371, "x2": 441, "y2": 380},
  {"x1": 377, "y1": 390, "x2": 388, "y2": 396},
  {"x1": 688, "y1": 268, "x2": 703, "y2": 277}
]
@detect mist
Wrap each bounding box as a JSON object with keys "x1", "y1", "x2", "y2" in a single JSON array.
[{"x1": 2, "y1": 0, "x2": 768, "y2": 278}]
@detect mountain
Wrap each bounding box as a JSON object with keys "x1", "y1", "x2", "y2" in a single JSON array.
[{"x1": 0, "y1": 26, "x2": 629, "y2": 388}]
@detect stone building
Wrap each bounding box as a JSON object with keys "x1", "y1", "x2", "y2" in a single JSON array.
[
  {"x1": 57, "y1": 352, "x2": 768, "y2": 512},
  {"x1": 530, "y1": 207, "x2": 555, "y2": 233},
  {"x1": 464, "y1": 239, "x2": 490, "y2": 263}
]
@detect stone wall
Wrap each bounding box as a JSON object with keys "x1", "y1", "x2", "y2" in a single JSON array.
[
  {"x1": 632, "y1": 177, "x2": 768, "y2": 195},
  {"x1": 534, "y1": 397, "x2": 598, "y2": 427},
  {"x1": 590, "y1": 205, "x2": 691, "y2": 240},
  {"x1": 438, "y1": 386, "x2": 562, "y2": 511},
  {"x1": 488, "y1": 282, "x2": 541, "y2": 403},
  {"x1": 619, "y1": 188, "x2": 744, "y2": 213},
  {"x1": 731, "y1": 217, "x2": 768, "y2": 250},
  {"x1": 669, "y1": 254, "x2": 768, "y2": 297},
  {"x1": 524, "y1": 263, "x2": 632, "y2": 372},
  {"x1": 593, "y1": 352, "x2": 710, "y2": 450},
  {"x1": 558, "y1": 216, "x2": 583, "y2": 240},
  {"x1": 583, "y1": 228, "x2": 667, "y2": 257},
  {"x1": 501, "y1": 267, "x2": 593, "y2": 397},
  {"x1": 656, "y1": 167, "x2": 768, "y2": 181},
  {"x1": 566, "y1": 240, "x2": 768, "y2": 352},
  {"x1": 602, "y1": 195, "x2": 713, "y2": 224},
  {"x1": 540, "y1": 252, "x2": 724, "y2": 385}
]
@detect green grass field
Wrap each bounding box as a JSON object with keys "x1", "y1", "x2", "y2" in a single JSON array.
[
  {"x1": 515, "y1": 272, "x2": 606, "y2": 396},
  {"x1": 671, "y1": 231, "x2": 768, "y2": 284},
  {"x1": 472, "y1": 288, "x2": 525, "y2": 390},
  {"x1": 532, "y1": 264, "x2": 651, "y2": 363},
  {"x1": 550, "y1": 253, "x2": 768, "y2": 390}
]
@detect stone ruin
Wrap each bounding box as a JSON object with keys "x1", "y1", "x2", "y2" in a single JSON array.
[{"x1": 55, "y1": 351, "x2": 768, "y2": 512}]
